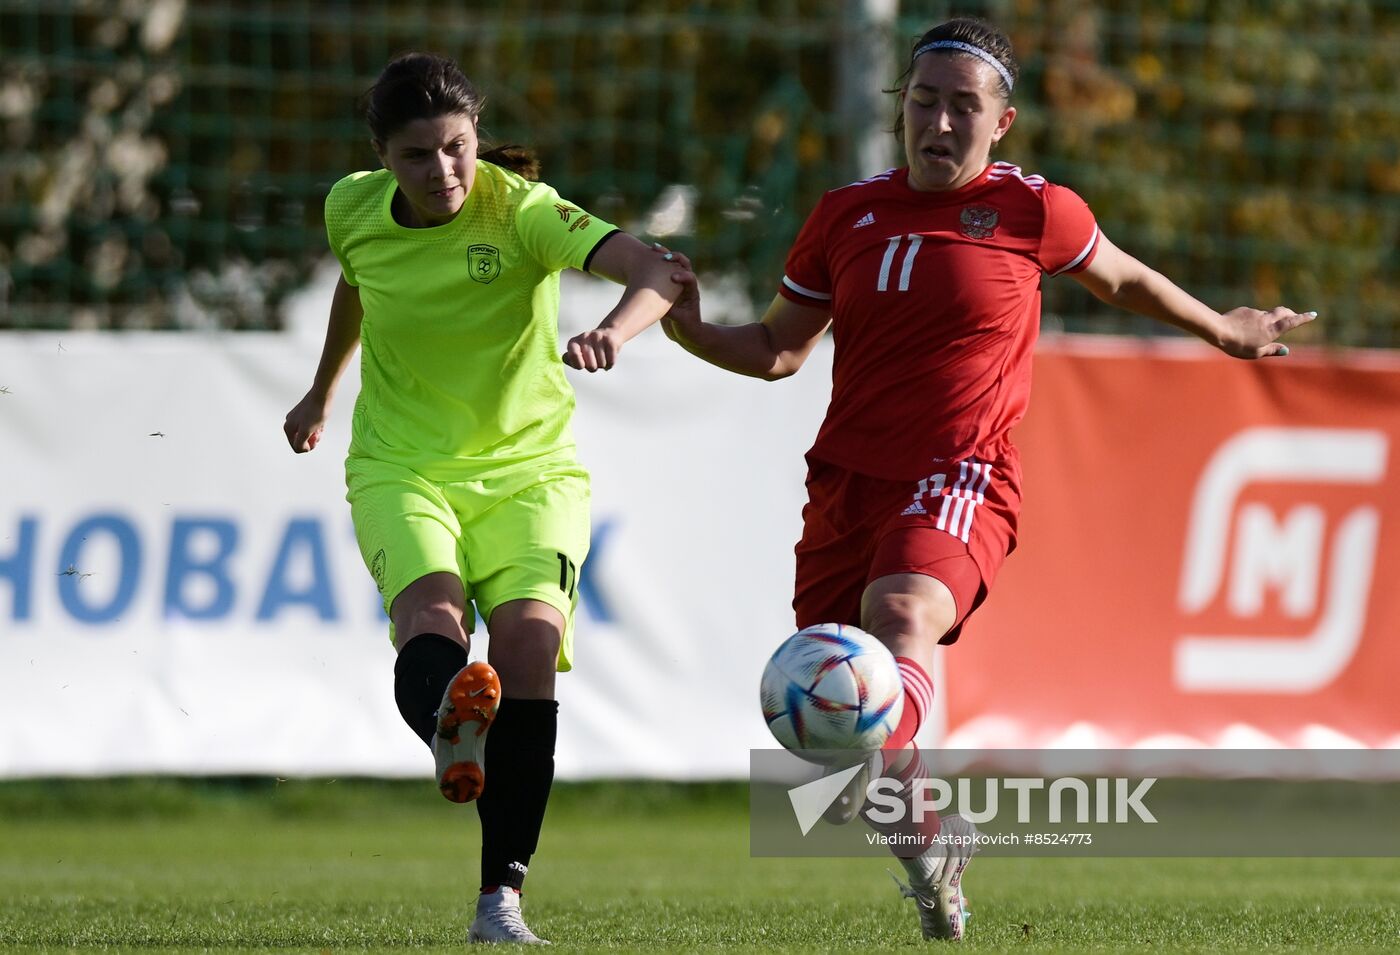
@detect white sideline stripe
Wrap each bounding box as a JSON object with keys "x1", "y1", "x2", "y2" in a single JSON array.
[
  {"x1": 923, "y1": 459, "x2": 994, "y2": 543},
  {"x1": 937, "y1": 462, "x2": 968, "y2": 531},
  {"x1": 959, "y1": 499, "x2": 978, "y2": 542},
  {"x1": 782, "y1": 275, "x2": 832, "y2": 300},
  {"x1": 959, "y1": 461, "x2": 992, "y2": 541},
  {"x1": 949, "y1": 496, "x2": 967, "y2": 536},
  {"x1": 1052, "y1": 226, "x2": 1100, "y2": 276},
  {"x1": 936, "y1": 493, "x2": 953, "y2": 530},
  {"x1": 973, "y1": 462, "x2": 992, "y2": 502}
]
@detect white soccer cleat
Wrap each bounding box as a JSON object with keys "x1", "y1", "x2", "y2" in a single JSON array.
[
  {"x1": 468, "y1": 886, "x2": 550, "y2": 945},
  {"x1": 434, "y1": 661, "x2": 501, "y2": 803},
  {"x1": 892, "y1": 813, "x2": 977, "y2": 941}
]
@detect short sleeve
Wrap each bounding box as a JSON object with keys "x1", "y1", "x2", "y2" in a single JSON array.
[
  {"x1": 516, "y1": 181, "x2": 620, "y2": 274},
  {"x1": 323, "y1": 189, "x2": 359, "y2": 286},
  {"x1": 778, "y1": 194, "x2": 834, "y2": 306},
  {"x1": 1039, "y1": 183, "x2": 1100, "y2": 276}
]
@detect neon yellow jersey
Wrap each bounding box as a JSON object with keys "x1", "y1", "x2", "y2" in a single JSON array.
[{"x1": 324, "y1": 161, "x2": 619, "y2": 480}]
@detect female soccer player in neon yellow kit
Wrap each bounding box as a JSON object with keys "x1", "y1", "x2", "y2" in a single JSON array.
[{"x1": 283, "y1": 52, "x2": 683, "y2": 945}]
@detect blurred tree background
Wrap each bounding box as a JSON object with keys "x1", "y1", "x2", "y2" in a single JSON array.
[{"x1": 1, "y1": 0, "x2": 1396, "y2": 345}]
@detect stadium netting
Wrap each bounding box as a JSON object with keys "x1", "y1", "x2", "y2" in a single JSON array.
[{"x1": 1, "y1": 0, "x2": 1397, "y2": 345}]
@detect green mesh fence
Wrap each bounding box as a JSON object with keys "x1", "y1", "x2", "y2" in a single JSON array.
[{"x1": 1, "y1": 0, "x2": 1397, "y2": 346}]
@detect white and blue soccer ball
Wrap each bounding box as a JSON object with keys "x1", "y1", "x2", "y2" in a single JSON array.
[{"x1": 759, "y1": 623, "x2": 904, "y2": 762}]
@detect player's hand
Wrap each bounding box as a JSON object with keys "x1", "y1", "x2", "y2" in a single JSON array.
[
  {"x1": 563, "y1": 326, "x2": 626, "y2": 372},
  {"x1": 1217, "y1": 307, "x2": 1317, "y2": 359},
  {"x1": 283, "y1": 391, "x2": 329, "y2": 453},
  {"x1": 649, "y1": 243, "x2": 702, "y2": 344}
]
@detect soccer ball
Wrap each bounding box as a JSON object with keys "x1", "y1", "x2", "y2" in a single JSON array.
[{"x1": 759, "y1": 623, "x2": 904, "y2": 763}]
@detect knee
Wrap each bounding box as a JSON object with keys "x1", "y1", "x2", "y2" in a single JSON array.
[
  {"x1": 390, "y1": 573, "x2": 470, "y2": 649},
  {"x1": 505, "y1": 619, "x2": 562, "y2": 667},
  {"x1": 863, "y1": 590, "x2": 956, "y2": 646},
  {"x1": 394, "y1": 600, "x2": 468, "y2": 648},
  {"x1": 489, "y1": 608, "x2": 564, "y2": 697}
]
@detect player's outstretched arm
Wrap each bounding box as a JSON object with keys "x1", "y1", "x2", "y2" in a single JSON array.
[
  {"x1": 283, "y1": 274, "x2": 363, "y2": 453},
  {"x1": 656, "y1": 247, "x2": 831, "y2": 381},
  {"x1": 1071, "y1": 234, "x2": 1317, "y2": 359},
  {"x1": 562, "y1": 233, "x2": 685, "y2": 372}
]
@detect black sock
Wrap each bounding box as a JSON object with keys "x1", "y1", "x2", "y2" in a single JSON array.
[
  {"x1": 393, "y1": 633, "x2": 468, "y2": 747},
  {"x1": 477, "y1": 698, "x2": 559, "y2": 891}
]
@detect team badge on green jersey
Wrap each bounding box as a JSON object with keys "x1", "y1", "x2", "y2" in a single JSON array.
[{"x1": 468, "y1": 244, "x2": 501, "y2": 283}]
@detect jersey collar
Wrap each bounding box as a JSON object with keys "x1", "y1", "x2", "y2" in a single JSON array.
[{"x1": 894, "y1": 164, "x2": 996, "y2": 203}]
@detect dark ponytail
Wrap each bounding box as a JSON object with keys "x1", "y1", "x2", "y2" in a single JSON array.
[
  {"x1": 362, "y1": 53, "x2": 540, "y2": 180},
  {"x1": 478, "y1": 144, "x2": 540, "y2": 181}
]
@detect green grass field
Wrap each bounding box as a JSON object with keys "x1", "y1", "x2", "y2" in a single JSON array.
[{"x1": 1, "y1": 779, "x2": 1397, "y2": 953}]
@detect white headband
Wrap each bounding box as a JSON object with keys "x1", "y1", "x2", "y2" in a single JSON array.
[{"x1": 913, "y1": 39, "x2": 1015, "y2": 93}]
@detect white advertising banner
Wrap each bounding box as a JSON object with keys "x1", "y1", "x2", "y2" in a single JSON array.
[
  {"x1": 11, "y1": 272, "x2": 1389, "y2": 779},
  {"x1": 0, "y1": 273, "x2": 834, "y2": 778}
]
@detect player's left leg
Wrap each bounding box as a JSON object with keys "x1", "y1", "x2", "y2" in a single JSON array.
[
  {"x1": 389, "y1": 573, "x2": 502, "y2": 804},
  {"x1": 887, "y1": 812, "x2": 978, "y2": 943},
  {"x1": 456, "y1": 457, "x2": 590, "y2": 945},
  {"x1": 344, "y1": 458, "x2": 502, "y2": 803},
  {"x1": 466, "y1": 597, "x2": 562, "y2": 946}
]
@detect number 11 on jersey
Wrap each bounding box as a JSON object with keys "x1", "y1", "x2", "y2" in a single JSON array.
[{"x1": 877, "y1": 233, "x2": 924, "y2": 292}]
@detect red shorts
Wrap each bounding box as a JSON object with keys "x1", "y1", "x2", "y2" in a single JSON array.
[{"x1": 793, "y1": 455, "x2": 1021, "y2": 644}]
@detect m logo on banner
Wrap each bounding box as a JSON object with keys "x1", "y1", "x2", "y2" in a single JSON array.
[{"x1": 1174, "y1": 427, "x2": 1387, "y2": 693}]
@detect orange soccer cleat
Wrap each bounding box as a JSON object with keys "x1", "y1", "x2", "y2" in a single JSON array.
[{"x1": 433, "y1": 661, "x2": 501, "y2": 803}]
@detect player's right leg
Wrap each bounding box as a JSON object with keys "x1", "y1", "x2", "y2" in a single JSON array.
[
  {"x1": 346, "y1": 457, "x2": 500, "y2": 803},
  {"x1": 466, "y1": 598, "x2": 563, "y2": 946},
  {"x1": 860, "y1": 571, "x2": 953, "y2": 754},
  {"x1": 856, "y1": 464, "x2": 1014, "y2": 942},
  {"x1": 887, "y1": 810, "x2": 978, "y2": 942},
  {"x1": 388, "y1": 574, "x2": 501, "y2": 804}
]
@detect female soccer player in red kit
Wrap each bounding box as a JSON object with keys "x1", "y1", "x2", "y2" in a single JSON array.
[{"x1": 660, "y1": 17, "x2": 1314, "y2": 942}]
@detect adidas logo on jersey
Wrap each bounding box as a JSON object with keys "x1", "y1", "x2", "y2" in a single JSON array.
[
  {"x1": 901, "y1": 499, "x2": 927, "y2": 516},
  {"x1": 853, "y1": 212, "x2": 876, "y2": 229}
]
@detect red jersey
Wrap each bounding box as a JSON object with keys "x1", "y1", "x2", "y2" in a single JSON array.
[{"x1": 780, "y1": 161, "x2": 1100, "y2": 480}]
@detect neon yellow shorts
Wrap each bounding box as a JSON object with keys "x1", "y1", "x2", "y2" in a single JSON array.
[{"x1": 345, "y1": 453, "x2": 591, "y2": 671}]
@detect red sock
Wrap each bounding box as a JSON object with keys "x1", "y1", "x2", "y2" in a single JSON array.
[{"x1": 883, "y1": 656, "x2": 934, "y2": 751}]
